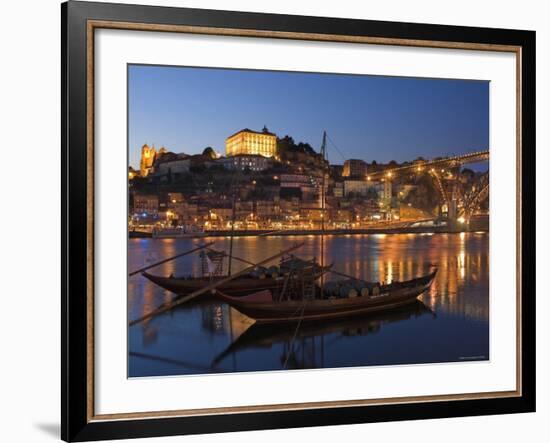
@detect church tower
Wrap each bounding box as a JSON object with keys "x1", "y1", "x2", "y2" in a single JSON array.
[{"x1": 140, "y1": 143, "x2": 157, "y2": 177}]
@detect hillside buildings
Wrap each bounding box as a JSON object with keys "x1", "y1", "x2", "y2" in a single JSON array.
[
  {"x1": 130, "y1": 128, "x2": 423, "y2": 230},
  {"x1": 342, "y1": 159, "x2": 368, "y2": 178},
  {"x1": 218, "y1": 154, "x2": 272, "y2": 172}
]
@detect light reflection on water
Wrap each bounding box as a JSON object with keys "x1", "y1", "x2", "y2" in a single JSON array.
[{"x1": 128, "y1": 232, "x2": 489, "y2": 376}]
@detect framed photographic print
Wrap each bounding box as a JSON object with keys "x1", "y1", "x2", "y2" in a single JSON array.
[{"x1": 62, "y1": 1, "x2": 536, "y2": 441}]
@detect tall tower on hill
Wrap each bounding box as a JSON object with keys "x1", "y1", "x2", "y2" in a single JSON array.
[{"x1": 140, "y1": 143, "x2": 157, "y2": 177}]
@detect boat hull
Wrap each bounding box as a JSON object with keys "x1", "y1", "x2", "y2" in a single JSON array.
[{"x1": 142, "y1": 272, "x2": 283, "y2": 297}]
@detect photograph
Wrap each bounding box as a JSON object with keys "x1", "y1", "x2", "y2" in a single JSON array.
[
  {"x1": 127, "y1": 65, "x2": 490, "y2": 377},
  {"x1": 56, "y1": 1, "x2": 537, "y2": 440}
]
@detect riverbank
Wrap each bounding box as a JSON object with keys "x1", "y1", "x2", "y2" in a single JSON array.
[{"x1": 130, "y1": 225, "x2": 488, "y2": 239}]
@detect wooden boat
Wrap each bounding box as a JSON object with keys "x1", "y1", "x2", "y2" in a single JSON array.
[
  {"x1": 214, "y1": 269, "x2": 437, "y2": 325},
  {"x1": 142, "y1": 255, "x2": 331, "y2": 297}
]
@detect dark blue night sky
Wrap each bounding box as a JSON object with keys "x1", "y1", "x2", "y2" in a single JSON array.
[{"x1": 128, "y1": 65, "x2": 489, "y2": 169}]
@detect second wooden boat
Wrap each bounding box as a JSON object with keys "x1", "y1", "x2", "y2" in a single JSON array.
[
  {"x1": 214, "y1": 269, "x2": 437, "y2": 325},
  {"x1": 142, "y1": 255, "x2": 331, "y2": 297}
]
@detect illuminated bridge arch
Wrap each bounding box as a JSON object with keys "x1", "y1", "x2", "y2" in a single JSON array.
[
  {"x1": 365, "y1": 149, "x2": 489, "y2": 221},
  {"x1": 367, "y1": 150, "x2": 489, "y2": 181},
  {"x1": 458, "y1": 171, "x2": 489, "y2": 219}
]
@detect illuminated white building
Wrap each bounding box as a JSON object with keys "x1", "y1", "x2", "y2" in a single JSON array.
[{"x1": 225, "y1": 127, "x2": 277, "y2": 158}]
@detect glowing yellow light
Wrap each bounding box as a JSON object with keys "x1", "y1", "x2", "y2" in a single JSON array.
[{"x1": 458, "y1": 216, "x2": 466, "y2": 224}]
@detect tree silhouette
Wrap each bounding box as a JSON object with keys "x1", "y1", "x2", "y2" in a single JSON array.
[{"x1": 202, "y1": 146, "x2": 217, "y2": 159}]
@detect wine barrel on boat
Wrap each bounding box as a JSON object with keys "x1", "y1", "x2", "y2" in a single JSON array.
[{"x1": 322, "y1": 278, "x2": 381, "y2": 299}]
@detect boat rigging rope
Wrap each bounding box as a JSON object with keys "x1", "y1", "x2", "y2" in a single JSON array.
[
  {"x1": 283, "y1": 299, "x2": 307, "y2": 369},
  {"x1": 326, "y1": 133, "x2": 348, "y2": 162}
]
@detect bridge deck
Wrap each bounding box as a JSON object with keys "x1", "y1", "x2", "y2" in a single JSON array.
[{"x1": 367, "y1": 150, "x2": 489, "y2": 180}]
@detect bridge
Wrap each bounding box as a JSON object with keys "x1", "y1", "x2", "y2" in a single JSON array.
[
  {"x1": 366, "y1": 150, "x2": 489, "y2": 180},
  {"x1": 366, "y1": 149, "x2": 490, "y2": 227}
]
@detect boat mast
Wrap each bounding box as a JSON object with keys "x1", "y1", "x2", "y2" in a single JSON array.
[
  {"x1": 227, "y1": 173, "x2": 238, "y2": 276},
  {"x1": 320, "y1": 131, "x2": 328, "y2": 295}
]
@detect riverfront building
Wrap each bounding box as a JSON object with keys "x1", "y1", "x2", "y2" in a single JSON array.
[
  {"x1": 344, "y1": 179, "x2": 374, "y2": 197},
  {"x1": 225, "y1": 127, "x2": 277, "y2": 158},
  {"x1": 133, "y1": 193, "x2": 159, "y2": 216},
  {"x1": 280, "y1": 173, "x2": 319, "y2": 201}
]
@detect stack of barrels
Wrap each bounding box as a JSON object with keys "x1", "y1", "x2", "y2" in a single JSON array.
[
  {"x1": 322, "y1": 279, "x2": 381, "y2": 298},
  {"x1": 249, "y1": 266, "x2": 279, "y2": 279}
]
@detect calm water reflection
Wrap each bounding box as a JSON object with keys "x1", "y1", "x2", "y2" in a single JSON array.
[{"x1": 128, "y1": 232, "x2": 489, "y2": 377}]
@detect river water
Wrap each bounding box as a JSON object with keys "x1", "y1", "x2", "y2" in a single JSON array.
[{"x1": 128, "y1": 232, "x2": 489, "y2": 377}]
